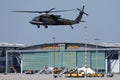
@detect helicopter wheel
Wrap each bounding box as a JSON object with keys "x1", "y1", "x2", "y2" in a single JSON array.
[
  {"x1": 45, "y1": 25, "x2": 48, "y2": 28},
  {"x1": 37, "y1": 25, "x2": 40, "y2": 28}
]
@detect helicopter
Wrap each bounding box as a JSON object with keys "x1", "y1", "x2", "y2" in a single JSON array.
[{"x1": 13, "y1": 5, "x2": 88, "y2": 29}]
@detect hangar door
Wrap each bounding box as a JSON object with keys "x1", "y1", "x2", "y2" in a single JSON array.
[
  {"x1": 64, "y1": 51, "x2": 76, "y2": 69},
  {"x1": 48, "y1": 52, "x2": 63, "y2": 67},
  {"x1": 76, "y1": 51, "x2": 105, "y2": 72},
  {"x1": 22, "y1": 52, "x2": 48, "y2": 71},
  {"x1": 76, "y1": 51, "x2": 91, "y2": 67},
  {"x1": 91, "y1": 51, "x2": 105, "y2": 70}
]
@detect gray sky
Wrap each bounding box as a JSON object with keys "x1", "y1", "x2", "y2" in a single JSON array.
[{"x1": 0, "y1": 0, "x2": 120, "y2": 45}]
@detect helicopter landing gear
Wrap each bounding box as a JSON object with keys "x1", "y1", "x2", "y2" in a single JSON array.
[
  {"x1": 37, "y1": 25, "x2": 40, "y2": 28},
  {"x1": 44, "y1": 25, "x2": 48, "y2": 28},
  {"x1": 70, "y1": 25, "x2": 73, "y2": 29}
]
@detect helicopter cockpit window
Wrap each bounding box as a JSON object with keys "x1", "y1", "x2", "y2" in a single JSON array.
[
  {"x1": 39, "y1": 18, "x2": 43, "y2": 21},
  {"x1": 32, "y1": 18, "x2": 36, "y2": 21},
  {"x1": 32, "y1": 16, "x2": 39, "y2": 21}
]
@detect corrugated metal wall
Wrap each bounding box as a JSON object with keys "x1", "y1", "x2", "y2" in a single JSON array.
[
  {"x1": 22, "y1": 51, "x2": 105, "y2": 71},
  {"x1": 64, "y1": 51, "x2": 76, "y2": 69},
  {"x1": 91, "y1": 51, "x2": 105, "y2": 69},
  {"x1": 22, "y1": 52, "x2": 48, "y2": 71}
]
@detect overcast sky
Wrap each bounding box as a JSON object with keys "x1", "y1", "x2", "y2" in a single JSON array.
[{"x1": 0, "y1": 0, "x2": 120, "y2": 45}]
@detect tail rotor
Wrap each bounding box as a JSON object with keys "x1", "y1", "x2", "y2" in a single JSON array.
[{"x1": 77, "y1": 5, "x2": 88, "y2": 16}]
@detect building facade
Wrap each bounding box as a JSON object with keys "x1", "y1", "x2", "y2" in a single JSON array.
[
  {"x1": 16, "y1": 43, "x2": 120, "y2": 73},
  {"x1": 5, "y1": 42, "x2": 120, "y2": 73}
]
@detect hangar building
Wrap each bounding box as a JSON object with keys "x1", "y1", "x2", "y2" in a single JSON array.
[{"x1": 5, "y1": 42, "x2": 120, "y2": 73}]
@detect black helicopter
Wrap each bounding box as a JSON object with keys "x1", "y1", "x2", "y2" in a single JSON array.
[{"x1": 13, "y1": 5, "x2": 88, "y2": 29}]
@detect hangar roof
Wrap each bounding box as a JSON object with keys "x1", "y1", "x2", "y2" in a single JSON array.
[
  {"x1": 0, "y1": 42, "x2": 26, "y2": 48},
  {"x1": 20, "y1": 42, "x2": 120, "y2": 50}
]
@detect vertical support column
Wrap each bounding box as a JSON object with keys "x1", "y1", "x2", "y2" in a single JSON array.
[
  {"x1": 95, "y1": 44, "x2": 98, "y2": 72},
  {"x1": 20, "y1": 53, "x2": 23, "y2": 74},
  {"x1": 94, "y1": 38, "x2": 101, "y2": 72},
  {"x1": 119, "y1": 50, "x2": 120, "y2": 73},
  {"x1": 105, "y1": 57, "x2": 108, "y2": 74},
  {"x1": 61, "y1": 51, "x2": 64, "y2": 67},
  {"x1": 105, "y1": 51, "x2": 108, "y2": 74},
  {"x1": 76, "y1": 52, "x2": 77, "y2": 67},
  {"x1": 5, "y1": 50, "x2": 8, "y2": 73},
  {"x1": 21, "y1": 60, "x2": 23, "y2": 74}
]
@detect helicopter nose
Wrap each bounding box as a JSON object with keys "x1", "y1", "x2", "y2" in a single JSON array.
[
  {"x1": 29, "y1": 21, "x2": 32, "y2": 24},
  {"x1": 29, "y1": 20, "x2": 35, "y2": 24},
  {"x1": 29, "y1": 20, "x2": 43, "y2": 25}
]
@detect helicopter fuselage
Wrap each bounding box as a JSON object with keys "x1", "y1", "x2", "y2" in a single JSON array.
[
  {"x1": 29, "y1": 14, "x2": 76, "y2": 26},
  {"x1": 14, "y1": 5, "x2": 87, "y2": 29}
]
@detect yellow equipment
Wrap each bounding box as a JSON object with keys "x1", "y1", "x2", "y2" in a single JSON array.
[
  {"x1": 65, "y1": 71, "x2": 84, "y2": 78},
  {"x1": 65, "y1": 73, "x2": 71, "y2": 77},
  {"x1": 71, "y1": 73, "x2": 78, "y2": 77},
  {"x1": 78, "y1": 73, "x2": 84, "y2": 77},
  {"x1": 87, "y1": 73, "x2": 104, "y2": 77}
]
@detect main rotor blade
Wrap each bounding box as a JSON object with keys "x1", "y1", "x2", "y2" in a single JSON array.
[
  {"x1": 49, "y1": 8, "x2": 55, "y2": 12},
  {"x1": 12, "y1": 11, "x2": 43, "y2": 13},
  {"x1": 13, "y1": 9, "x2": 76, "y2": 14},
  {"x1": 50, "y1": 9, "x2": 76, "y2": 13}
]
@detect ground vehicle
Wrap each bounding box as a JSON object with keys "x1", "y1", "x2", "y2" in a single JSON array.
[
  {"x1": 25, "y1": 70, "x2": 34, "y2": 74},
  {"x1": 65, "y1": 69, "x2": 84, "y2": 77},
  {"x1": 65, "y1": 72, "x2": 84, "y2": 77},
  {"x1": 87, "y1": 73, "x2": 104, "y2": 77}
]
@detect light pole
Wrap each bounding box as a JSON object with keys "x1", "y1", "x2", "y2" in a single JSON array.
[
  {"x1": 53, "y1": 37, "x2": 55, "y2": 67},
  {"x1": 94, "y1": 38, "x2": 101, "y2": 73},
  {"x1": 84, "y1": 26, "x2": 88, "y2": 67},
  {"x1": 52, "y1": 37, "x2": 56, "y2": 78},
  {"x1": 84, "y1": 26, "x2": 88, "y2": 77}
]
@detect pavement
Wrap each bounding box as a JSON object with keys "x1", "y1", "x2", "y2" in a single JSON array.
[{"x1": 0, "y1": 73, "x2": 120, "y2": 80}]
